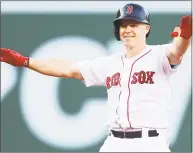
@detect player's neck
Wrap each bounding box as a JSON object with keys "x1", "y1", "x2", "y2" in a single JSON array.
[{"x1": 125, "y1": 43, "x2": 147, "y2": 58}]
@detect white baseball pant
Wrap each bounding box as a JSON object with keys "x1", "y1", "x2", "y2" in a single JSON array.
[{"x1": 99, "y1": 129, "x2": 171, "y2": 152}]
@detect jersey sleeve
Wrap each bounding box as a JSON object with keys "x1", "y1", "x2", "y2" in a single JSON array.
[
  {"x1": 77, "y1": 56, "x2": 108, "y2": 87},
  {"x1": 158, "y1": 44, "x2": 180, "y2": 76}
]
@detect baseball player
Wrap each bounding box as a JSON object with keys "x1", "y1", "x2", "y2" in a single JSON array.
[{"x1": 1, "y1": 3, "x2": 192, "y2": 152}]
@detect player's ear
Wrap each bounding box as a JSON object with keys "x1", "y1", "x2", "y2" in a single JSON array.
[{"x1": 145, "y1": 25, "x2": 150, "y2": 35}]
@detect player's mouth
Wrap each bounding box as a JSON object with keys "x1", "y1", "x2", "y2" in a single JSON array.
[
  {"x1": 123, "y1": 35, "x2": 135, "y2": 38},
  {"x1": 123, "y1": 36, "x2": 135, "y2": 39}
]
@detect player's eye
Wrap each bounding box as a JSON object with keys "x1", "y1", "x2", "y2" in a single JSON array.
[
  {"x1": 130, "y1": 24, "x2": 138, "y2": 27},
  {"x1": 120, "y1": 24, "x2": 128, "y2": 28}
]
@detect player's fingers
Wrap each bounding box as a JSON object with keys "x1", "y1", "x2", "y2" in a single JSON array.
[
  {"x1": 1, "y1": 48, "x2": 8, "y2": 51},
  {"x1": 1, "y1": 48, "x2": 13, "y2": 53},
  {"x1": 174, "y1": 27, "x2": 181, "y2": 33},
  {"x1": 1, "y1": 48, "x2": 9, "y2": 54},
  {"x1": 0, "y1": 56, "x2": 10, "y2": 63},
  {"x1": 180, "y1": 16, "x2": 191, "y2": 29},
  {"x1": 170, "y1": 32, "x2": 179, "y2": 37},
  {"x1": 0, "y1": 57, "x2": 6, "y2": 62},
  {"x1": 1, "y1": 48, "x2": 14, "y2": 56},
  {"x1": 0, "y1": 51, "x2": 4, "y2": 57},
  {"x1": 170, "y1": 27, "x2": 181, "y2": 38}
]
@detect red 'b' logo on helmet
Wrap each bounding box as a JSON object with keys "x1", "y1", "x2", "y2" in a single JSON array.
[{"x1": 126, "y1": 6, "x2": 133, "y2": 14}]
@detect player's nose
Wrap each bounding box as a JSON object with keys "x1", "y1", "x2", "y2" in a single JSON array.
[{"x1": 124, "y1": 25, "x2": 133, "y2": 33}]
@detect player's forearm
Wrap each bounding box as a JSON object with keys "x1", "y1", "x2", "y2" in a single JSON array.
[
  {"x1": 28, "y1": 58, "x2": 74, "y2": 78},
  {"x1": 167, "y1": 37, "x2": 191, "y2": 65},
  {"x1": 171, "y1": 37, "x2": 191, "y2": 58}
]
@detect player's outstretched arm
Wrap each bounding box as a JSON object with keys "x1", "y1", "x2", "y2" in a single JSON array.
[
  {"x1": 167, "y1": 15, "x2": 192, "y2": 65},
  {"x1": 0, "y1": 48, "x2": 84, "y2": 80}
]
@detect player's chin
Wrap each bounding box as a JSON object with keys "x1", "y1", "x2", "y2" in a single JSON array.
[
  {"x1": 122, "y1": 39, "x2": 134, "y2": 46},
  {"x1": 123, "y1": 37, "x2": 134, "y2": 41}
]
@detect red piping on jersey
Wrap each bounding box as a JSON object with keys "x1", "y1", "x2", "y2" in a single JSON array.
[{"x1": 127, "y1": 49, "x2": 152, "y2": 129}]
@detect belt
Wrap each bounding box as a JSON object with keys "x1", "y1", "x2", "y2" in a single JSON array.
[{"x1": 110, "y1": 129, "x2": 159, "y2": 139}]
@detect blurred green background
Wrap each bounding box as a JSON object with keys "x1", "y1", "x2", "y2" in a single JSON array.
[{"x1": 1, "y1": 1, "x2": 192, "y2": 152}]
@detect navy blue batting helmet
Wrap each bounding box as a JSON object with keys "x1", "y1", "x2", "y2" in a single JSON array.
[{"x1": 113, "y1": 3, "x2": 151, "y2": 40}]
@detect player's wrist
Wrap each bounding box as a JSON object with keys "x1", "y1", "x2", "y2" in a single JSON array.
[{"x1": 23, "y1": 56, "x2": 30, "y2": 67}]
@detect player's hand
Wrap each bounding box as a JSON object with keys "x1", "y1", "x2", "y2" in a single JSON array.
[
  {"x1": 0, "y1": 48, "x2": 29, "y2": 67},
  {"x1": 170, "y1": 15, "x2": 192, "y2": 39}
]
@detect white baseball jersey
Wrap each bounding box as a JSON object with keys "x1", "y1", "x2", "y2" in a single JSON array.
[{"x1": 77, "y1": 44, "x2": 177, "y2": 130}]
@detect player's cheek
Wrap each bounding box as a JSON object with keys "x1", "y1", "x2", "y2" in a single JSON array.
[{"x1": 119, "y1": 27, "x2": 125, "y2": 36}]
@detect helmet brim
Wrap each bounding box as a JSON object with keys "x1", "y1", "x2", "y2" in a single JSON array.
[{"x1": 113, "y1": 17, "x2": 150, "y2": 25}]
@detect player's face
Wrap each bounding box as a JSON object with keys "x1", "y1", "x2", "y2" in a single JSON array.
[{"x1": 119, "y1": 20, "x2": 150, "y2": 47}]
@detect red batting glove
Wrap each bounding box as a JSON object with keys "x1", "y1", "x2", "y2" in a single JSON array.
[
  {"x1": 170, "y1": 15, "x2": 192, "y2": 39},
  {"x1": 0, "y1": 48, "x2": 29, "y2": 67}
]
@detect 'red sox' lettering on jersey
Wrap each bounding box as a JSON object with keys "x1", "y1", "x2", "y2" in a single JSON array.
[
  {"x1": 131, "y1": 71, "x2": 155, "y2": 84},
  {"x1": 106, "y1": 72, "x2": 120, "y2": 89}
]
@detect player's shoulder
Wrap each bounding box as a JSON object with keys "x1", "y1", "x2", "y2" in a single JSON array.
[
  {"x1": 89, "y1": 52, "x2": 122, "y2": 64},
  {"x1": 100, "y1": 52, "x2": 123, "y2": 60},
  {"x1": 109, "y1": 52, "x2": 124, "y2": 58}
]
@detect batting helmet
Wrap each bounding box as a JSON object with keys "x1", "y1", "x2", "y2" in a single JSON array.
[{"x1": 113, "y1": 3, "x2": 151, "y2": 40}]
